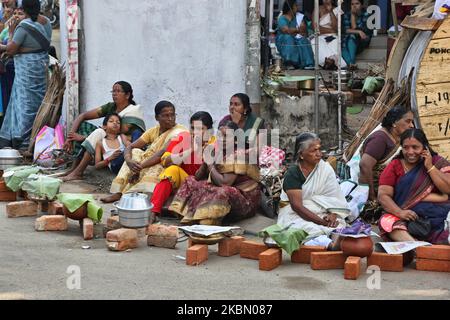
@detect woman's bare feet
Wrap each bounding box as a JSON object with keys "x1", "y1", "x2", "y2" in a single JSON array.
[
  {"x1": 61, "y1": 173, "x2": 84, "y2": 182},
  {"x1": 100, "y1": 193, "x2": 122, "y2": 203}
]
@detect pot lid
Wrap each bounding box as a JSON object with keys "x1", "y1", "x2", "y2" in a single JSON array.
[
  {"x1": 0, "y1": 148, "x2": 22, "y2": 159},
  {"x1": 114, "y1": 192, "x2": 153, "y2": 211}
]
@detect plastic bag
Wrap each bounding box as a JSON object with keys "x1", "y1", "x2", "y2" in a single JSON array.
[
  {"x1": 34, "y1": 124, "x2": 65, "y2": 167},
  {"x1": 21, "y1": 174, "x2": 62, "y2": 200}
]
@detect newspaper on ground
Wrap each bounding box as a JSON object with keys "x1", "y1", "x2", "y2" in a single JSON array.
[
  {"x1": 178, "y1": 225, "x2": 241, "y2": 237},
  {"x1": 377, "y1": 241, "x2": 432, "y2": 255}
]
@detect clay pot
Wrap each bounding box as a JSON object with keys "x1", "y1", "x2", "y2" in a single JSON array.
[
  {"x1": 341, "y1": 236, "x2": 374, "y2": 258},
  {"x1": 63, "y1": 203, "x2": 88, "y2": 221}
]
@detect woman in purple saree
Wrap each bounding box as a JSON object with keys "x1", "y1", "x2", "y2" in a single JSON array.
[{"x1": 378, "y1": 129, "x2": 450, "y2": 245}]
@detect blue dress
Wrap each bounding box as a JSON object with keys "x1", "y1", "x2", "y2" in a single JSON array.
[{"x1": 276, "y1": 15, "x2": 314, "y2": 69}]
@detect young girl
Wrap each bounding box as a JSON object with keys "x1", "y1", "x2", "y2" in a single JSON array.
[{"x1": 95, "y1": 113, "x2": 130, "y2": 174}]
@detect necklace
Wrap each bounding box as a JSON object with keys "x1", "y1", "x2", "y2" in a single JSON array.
[{"x1": 401, "y1": 160, "x2": 412, "y2": 174}]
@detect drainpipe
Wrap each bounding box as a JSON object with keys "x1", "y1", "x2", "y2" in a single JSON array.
[{"x1": 246, "y1": 0, "x2": 262, "y2": 116}]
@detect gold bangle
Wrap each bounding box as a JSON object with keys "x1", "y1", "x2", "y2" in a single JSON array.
[{"x1": 427, "y1": 165, "x2": 436, "y2": 173}]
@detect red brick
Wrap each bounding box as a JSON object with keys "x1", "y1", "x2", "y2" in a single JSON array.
[
  {"x1": 48, "y1": 201, "x2": 64, "y2": 215},
  {"x1": 0, "y1": 180, "x2": 10, "y2": 192},
  {"x1": 186, "y1": 244, "x2": 208, "y2": 266},
  {"x1": 259, "y1": 248, "x2": 282, "y2": 271},
  {"x1": 106, "y1": 215, "x2": 122, "y2": 229},
  {"x1": 187, "y1": 238, "x2": 194, "y2": 248},
  {"x1": 107, "y1": 239, "x2": 139, "y2": 251},
  {"x1": 38, "y1": 201, "x2": 49, "y2": 213},
  {"x1": 146, "y1": 224, "x2": 178, "y2": 237},
  {"x1": 367, "y1": 252, "x2": 403, "y2": 272},
  {"x1": 416, "y1": 245, "x2": 450, "y2": 261},
  {"x1": 310, "y1": 251, "x2": 346, "y2": 270},
  {"x1": 240, "y1": 241, "x2": 268, "y2": 260},
  {"x1": 106, "y1": 228, "x2": 138, "y2": 242},
  {"x1": 147, "y1": 235, "x2": 177, "y2": 248},
  {"x1": 344, "y1": 256, "x2": 362, "y2": 280},
  {"x1": 218, "y1": 236, "x2": 246, "y2": 257},
  {"x1": 82, "y1": 218, "x2": 94, "y2": 240},
  {"x1": 0, "y1": 191, "x2": 18, "y2": 202},
  {"x1": 416, "y1": 259, "x2": 450, "y2": 272},
  {"x1": 6, "y1": 201, "x2": 38, "y2": 218},
  {"x1": 291, "y1": 246, "x2": 327, "y2": 264},
  {"x1": 35, "y1": 215, "x2": 68, "y2": 231}
]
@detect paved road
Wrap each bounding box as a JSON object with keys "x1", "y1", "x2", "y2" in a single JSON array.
[{"x1": 0, "y1": 181, "x2": 449, "y2": 300}]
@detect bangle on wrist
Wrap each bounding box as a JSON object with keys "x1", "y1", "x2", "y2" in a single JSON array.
[{"x1": 427, "y1": 165, "x2": 436, "y2": 173}]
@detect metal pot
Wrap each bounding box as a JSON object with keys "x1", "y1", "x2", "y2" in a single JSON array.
[
  {"x1": 114, "y1": 193, "x2": 153, "y2": 228},
  {"x1": 0, "y1": 148, "x2": 23, "y2": 170},
  {"x1": 297, "y1": 78, "x2": 315, "y2": 90}
]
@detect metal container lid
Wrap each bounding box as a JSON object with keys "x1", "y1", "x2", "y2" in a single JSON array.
[
  {"x1": 0, "y1": 148, "x2": 22, "y2": 159},
  {"x1": 114, "y1": 193, "x2": 153, "y2": 211}
]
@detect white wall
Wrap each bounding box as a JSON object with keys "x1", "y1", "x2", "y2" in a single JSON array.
[{"x1": 79, "y1": 0, "x2": 248, "y2": 129}]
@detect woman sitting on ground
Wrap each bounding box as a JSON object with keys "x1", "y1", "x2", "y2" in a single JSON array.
[
  {"x1": 94, "y1": 113, "x2": 130, "y2": 175},
  {"x1": 278, "y1": 132, "x2": 350, "y2": 249},
  {"x1": 101, "y1": 100, "x2": 187, "y2": 203},
  {"x1": 62, "y1": 81, "x2": 145, "y2": 181},
  {"x1": 151, "y1": 111, "x2": 216, "y2": 217},
  {"x1": 275, "y1": 0, "x2": 314, "y2": 70},
  {"x1": 342, "y1": 0, "x2": 372, "y2": 69},
  {"x1": 168, "y1": 121, "x2": 261, "y2": 226},
  {"x1": 310, "y1": 0, "x2": 347, "y2": 69},
  {"x1": 378, "y1": 129, "x2": 450, "y2": 245},
  {"x1": 359, "y1": 106, "x2": 414, "y2": 222},
  {"x1": 219, "y1": 93, "x2": 266, "y2": 151}
]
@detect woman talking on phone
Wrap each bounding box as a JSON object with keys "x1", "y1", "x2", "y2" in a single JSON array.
[
  {"x1": 377, "y1": 129, "x2": 450, "y2": 245},
  {"x1": 218, "y1": 93, "x2": 265, "y2": 149}
]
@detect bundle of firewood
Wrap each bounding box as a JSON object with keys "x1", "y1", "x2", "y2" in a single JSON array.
[{"x1": 27, "y1": 64, "x2": 66, "y2": 154}]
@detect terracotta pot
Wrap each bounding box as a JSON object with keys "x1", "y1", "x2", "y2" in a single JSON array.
[
  {"x1": 63, "y1": 203, "x2": 88, "y2": 221},
  {"x1": 341, "y1": 236, "x2": 374, "y2": 258}
]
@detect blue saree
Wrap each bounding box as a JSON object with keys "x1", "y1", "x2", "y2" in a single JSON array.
[
  {"x1": 276, "y1": 15, "x2": 314, "y2": 69},
  {"x1": 393, "y1": 157, "x2": 450, "y2": 243},
  {"x1": 0, "y1": 20, "x2": 50, "y2": 149}
]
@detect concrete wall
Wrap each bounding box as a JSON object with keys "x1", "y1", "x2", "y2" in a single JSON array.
[
  {"x1": 261, "y1": 93, "x2": 339, "y2": 157},
  {"x1": 77, "y1": 0, "x2": 248, "y2": 128}
]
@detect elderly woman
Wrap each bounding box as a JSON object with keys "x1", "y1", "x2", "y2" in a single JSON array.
[
  {"x1": 275, "y1": 0, "x2": 314, "y2": 69},
  {"x1": 218, "y1": 93, "x2": 265, "y2": 149},
  {"x1": 0, "y1": 0, "x2": 51, "y2": 149},
  {"x1": 62, "y1": 81, "x2": 146, "y2": 181},
  {"x1": 342, "y1": 0, "x2": 372, "y2": 68},
  {"x1": 378, "y1": 129, "x2": 450, "y2": 245},
  {"x1": 151, "y1": 111, "x2": 215, "y2": 216},
  {"x1": 359, "y1": 106, "x2": 414, "y2": 221},
  {"x1": 310, "y1": 0, "x2": 347, "y2": 69},
  {"x1": 278, "y1": 132, "x2": 350, "y2": 248},
  {"x1": 101, "y1": 101, "x2": 187, "y2": 203},
  {"x1": 168, "y1": 121, "x2": 261, "y2": 225}
]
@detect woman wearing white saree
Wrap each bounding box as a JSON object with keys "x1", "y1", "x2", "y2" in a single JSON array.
[
  {"x1": 278, "y1": 132, "x2": 350, "y2": 248},
  {"x1": 310, "y1": 0, "x2": 347, "y2": 69}
]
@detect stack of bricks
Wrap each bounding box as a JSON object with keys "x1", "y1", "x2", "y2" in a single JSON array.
[
  {"x1": 35, "y1": 215, "x2": 68, "y2": 231},
  {"x1": 218, "y1": 236, "x2": 245, "y2": 257},
  {"x1": 106, "y1": 228, "x2": 138, "y2": 252},
  {"x1": 416, "y1": 245, "x2": 450, "y2": 273},
  {"x1": 147, "y1": 224, "x2": 178, "y2": 249},
  {"x1": 367, "y1": 252, "x2": 404, "y2": 272},
  {"x1": 291, "y1": 246, "x2": 327, "y2": 264},
  {"x1": 0, "y1": 179, "x2": 17, "y2": 202},
  {"x1": 6, "y1": 201, "x2": 38, "y2": 218},
  {"x1": 186, "y1": 244, "x2": 209, "y2": 266},
  {"x1": 103, "y1": 215, "x2": 122, "y2": 237},
  {"x1": 48, "y1": 201, "x2": 64, "y2": 215}
]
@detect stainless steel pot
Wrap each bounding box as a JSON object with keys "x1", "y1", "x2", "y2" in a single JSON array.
[
  {"x1": 114, "y1": 193, "x2": 153, "y2": 228},
  {"x1": 0, "y1": 148, "x2": 23, "y2": 170}
]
